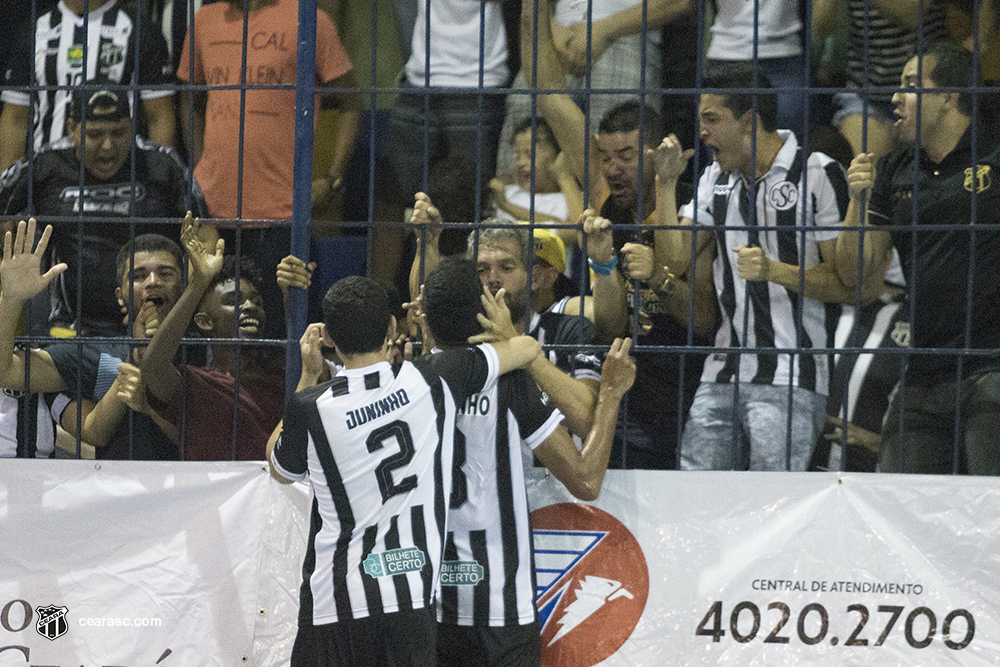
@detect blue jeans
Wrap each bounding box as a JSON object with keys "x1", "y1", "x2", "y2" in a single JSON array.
[{"x1": 680, "y1": 382, "x2": 826, "y2": 471}]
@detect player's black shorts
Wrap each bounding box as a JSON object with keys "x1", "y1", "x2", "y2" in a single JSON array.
[
  {"x1": 290, "y1": 607, "x2": 436, "y2": 667},
  {"x1": 436, "y1": 621, "x2": 541, "y2": 667}
]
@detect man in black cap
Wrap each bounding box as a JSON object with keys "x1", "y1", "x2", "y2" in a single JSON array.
[{"x1": 0, "y1": 79, "x2": 208, "y2": 336}]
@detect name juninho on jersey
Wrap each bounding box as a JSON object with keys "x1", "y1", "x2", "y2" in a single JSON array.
[
  {"x1": 458, "y1": 393, "x2": 491, "y2": 416},
  {"x1": 345, "y1": 389, "x2": 410, "y2": 429}
]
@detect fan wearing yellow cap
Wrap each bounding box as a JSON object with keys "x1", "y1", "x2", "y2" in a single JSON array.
[{"x1": 409, "y1": 195, "x2": 603, "y2": 441}]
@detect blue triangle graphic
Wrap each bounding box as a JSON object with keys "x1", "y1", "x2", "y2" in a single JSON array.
[{"x1": 533, "y1": 529, "x2": 607, "y2": 600}]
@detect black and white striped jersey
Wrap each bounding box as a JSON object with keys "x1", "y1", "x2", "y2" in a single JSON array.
[
  {"x1": 527, "y1": 304, "x2": 601, "y2": 384},
  {"x1": 828, "y1": 295, "x2": 906, "y2": 435},
  {"x1": 0, "y1": 390, "x2": 63, "y2": 459},
  {"x1": 1, "y1": 0, "x2": 173, "y2": 152},
  {"x1": 271, "y1": 346, "x2": 498, "y2": 626},
  {"x1": 680, "y1": 131, "x2": 849, "y2": 395},
  {"x1": 437, "y1": 362, "x2": 563, "y2": 627}
]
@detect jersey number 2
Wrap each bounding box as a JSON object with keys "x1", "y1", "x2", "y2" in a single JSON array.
[{"x1": 366, "y1": 420, "x2": 418, "y2": 504}]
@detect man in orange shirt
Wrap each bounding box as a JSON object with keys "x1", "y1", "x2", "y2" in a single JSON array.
[{"x1": 176, "y1": 0, "x2": 361, "y2": 336}]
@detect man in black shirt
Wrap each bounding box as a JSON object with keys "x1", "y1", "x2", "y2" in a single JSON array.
[
  {"x1": 836, "y1": 40, "x2": 1000, "y2": 475},
  {"x1": 0, "y1": 82, "x2": 208, "y2": 335}
]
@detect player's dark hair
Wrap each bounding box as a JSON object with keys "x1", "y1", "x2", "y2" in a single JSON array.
[
  {"x1": 598, "y1": 101, "x2": 663, "y2": 148},
  {"x1": 922, "y1": 40, "x2": 977, "y2": 117},
  {"x1": 116, "y1": 234, "x2": 183, "y2": 285},
  {"x1": 702, "y1": 62, "x2": 779, "y2": 133},
  {"x1": 322, "y1": 276, "x2": 393, "y2": 355},
  {"x1": 422, "y1": 257, "x2": 485, "y2": 347},
  {"x1": 512, "y1": 116, "x2": 560, "y2": 152}
]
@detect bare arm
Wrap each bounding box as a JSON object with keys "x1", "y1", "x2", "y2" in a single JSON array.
[
  {"x1": 470, "y1": 285, "x2": 542, "y2": 373},
  {"x1": 528, "y1": 356, "x2": 599, "y2": 436},
  {"x1": 486, "y1": 335, "x2": 542, "y2": 376},
  {"x1": 835, "y1": 153, "x2": 894, "y2": 295},
  {"x1": 522, "y1": 0, "x2": 604, "y2": 205},
  {"x1": 580, "y1": 210, "x2": 629, "y2": 341},
  {"x1": 66, "y1": 389, "x2": 124, "y2": 448},
  {"x1": 553, "y1": 154, "x2": 585, "y2": 240},
  {"x1": 68, "y1": 363, "x2": 180, "y2": 448},
  {"x1": 559, "y1": 295, "x2": 595, "y2": 323},
  {"x1": 142, "y1": 95, "x2": 177, "y2": 149},
  {"x1": 58, "y1": 399, "x2": 96, "y2": 441},
  {"x1": 533, "y1": 337, "x2": 635, "y2": 500},
  {"x1": 408, "y1": 192, "x2": 444, "y2": 302},
  {"x1": 470, "y1": 282, "x2": 599, "y2": 433},
  {"x1": 297, "y1": 323, "x2": 327, "y2": 392},
  {"x1": 555, "y1": 0, "x2": 693, "y2": 75},
  {"x1": 735, "y1": 240, "x2": 884, "y2": 305},
  {"x1": 266, "y1": 421, "x2": 293, "y2": 483},
  {"x1": 140, "y1": 214, "x2": 224, "y2": 403},
  {"x1": 0, "y1": 219, "x2": 68, "y2": 392},
  {"x1": 0, "y1": 104, "x2": 29, "y2": 172},
  {"x1": 277, "y1": 255, "x2": 316, "y2": 333},
  {"x1": 651, "y1": 135, "x2": 709, "y2": 275},
  {"x1": 314, "y1": 70, "x2": 362, "y2": 206},
  {"x1": 267, "y1": 322, "x2": 329, "y2": 483}
]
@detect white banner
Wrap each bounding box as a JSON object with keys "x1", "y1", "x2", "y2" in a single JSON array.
[
  {"x1": 526, "y1": 469, "x2": 1000, "y2": 666},
  {"x1": 2, "y1": 463, "x2": 998, "y2": 666},
  {"x1": 0, "y1": 460, "x2": 310, "y2": 667}
]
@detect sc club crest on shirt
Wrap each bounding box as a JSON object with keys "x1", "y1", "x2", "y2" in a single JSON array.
[{"x1": 767, "y1": 180, "x2": 799, "y2": 211}]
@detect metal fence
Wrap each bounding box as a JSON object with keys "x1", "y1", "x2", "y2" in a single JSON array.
[{"x1": 2, "y1": 0, "x2": 998, "y2": 472}]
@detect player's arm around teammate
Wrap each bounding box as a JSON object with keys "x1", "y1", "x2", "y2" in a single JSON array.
[
  {"x1": 473, "y1": 289, "x2": 637, "y2": 499},
  {"x1": 532, "y1": 338, "x2": 636, "y2": 500},
  {"x1": 475, "y1": 281, "x2": 600, "y2": 435},
  {"x1": 266, "y1": 322, "x2": 329, "y2": 483}
]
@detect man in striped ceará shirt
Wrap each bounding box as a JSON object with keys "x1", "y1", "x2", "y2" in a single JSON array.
[
  {"x1": 421, "y1": 257, "x2": 635, "y2": 667},
  {"x1": 267, "y1": 276, "x2": 540, "y2": 667}
]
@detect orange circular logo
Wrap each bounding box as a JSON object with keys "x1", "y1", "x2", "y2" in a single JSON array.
[{"x1": 531, "y1": 503, "x2": 649, "y2": 667}]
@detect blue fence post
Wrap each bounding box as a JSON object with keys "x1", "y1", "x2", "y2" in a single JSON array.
[{"x1": 287, "y1": 0, "x2": 318, "y2": 402}]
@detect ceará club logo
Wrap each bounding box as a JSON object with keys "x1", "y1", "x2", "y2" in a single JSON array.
[{"x1": 531, "y1": 504, "x2": 648, "y2": 667}]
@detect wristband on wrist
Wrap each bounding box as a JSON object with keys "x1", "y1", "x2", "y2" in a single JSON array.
[{"x1": 588, "y1": 254, "x2": 618, "y2": 275}]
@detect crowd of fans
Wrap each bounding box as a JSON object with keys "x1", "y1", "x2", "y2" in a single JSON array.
[{"x1": 0, "y1": 0, "x2": 998, "y2": 475}]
